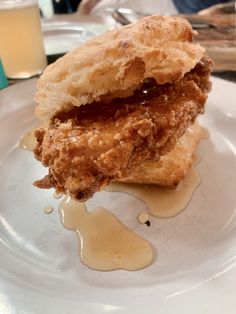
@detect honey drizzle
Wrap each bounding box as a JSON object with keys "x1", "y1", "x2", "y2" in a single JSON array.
[
  {"x1": 106, "y1": 169, "x2": 200, "y2": 218},
  {"x1": 59, "y1": 197, "x2": 154, "y2": 271}
]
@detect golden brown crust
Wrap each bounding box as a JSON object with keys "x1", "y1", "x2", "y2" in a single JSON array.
[
  {"x1": 35, "y1": 15, "x2": 205, "y2": 121},
  {"x1": 33, "y1": 55, "x2": 212, "y2": 201},
  {"x1": 117, "y1": 123, "x2": 204, "y2": 187}
]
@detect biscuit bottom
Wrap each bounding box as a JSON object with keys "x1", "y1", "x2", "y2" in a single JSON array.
[
  {"x1": 117, "y1": 122, "x2": 205, "y2": 187},
  {"x1": 34, "y1": 57, "x2": 212, "y2": 201}
]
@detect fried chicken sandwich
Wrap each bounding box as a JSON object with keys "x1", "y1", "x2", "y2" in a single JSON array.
[{"x1": 33, "y1": 15, "x2": 212, "y2": 201}]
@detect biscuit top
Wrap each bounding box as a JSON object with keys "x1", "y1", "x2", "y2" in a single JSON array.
[{"x1": 35, "y1": 15, "x2": 205, "y2": 121}]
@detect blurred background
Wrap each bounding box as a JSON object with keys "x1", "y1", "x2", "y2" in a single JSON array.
[
  {"x1": 38, "y1": 0, "x2": 234, "y2": 17},
  {"x1": 36, "y1": 0, "x2": 236, "y2": 82},
  {"x1": 0, "y1": 0, "x2": 235, "y2": 87}
]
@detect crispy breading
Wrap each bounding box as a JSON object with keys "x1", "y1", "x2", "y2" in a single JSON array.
[{"x1": 33, "y1": 57, "x2": 212, "y2": 201}]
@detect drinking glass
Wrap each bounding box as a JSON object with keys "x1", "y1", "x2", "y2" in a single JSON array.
[{"x1": 0, "y1": 0, "x2": 47, "y2": 79}]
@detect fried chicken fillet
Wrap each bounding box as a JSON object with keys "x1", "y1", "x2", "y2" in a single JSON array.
[{"x1": 33, "y1": 15, "x2": 212, "y2": 201}]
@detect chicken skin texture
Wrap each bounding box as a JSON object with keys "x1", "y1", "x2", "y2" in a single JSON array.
[{"x1": 34, "y1": 57, "x2": 212, "y2": 201}]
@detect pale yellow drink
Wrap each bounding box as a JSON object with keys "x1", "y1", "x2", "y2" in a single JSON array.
[{"x1": 0, "y1": 0, "x2": 47, "y2": 78}]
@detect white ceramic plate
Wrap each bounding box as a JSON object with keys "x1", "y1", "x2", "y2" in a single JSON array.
[
  {"x1": 0, "y1": 77, "x2": 236, "y2": 313},
  {"x1": 42, "y1": 22, "x2": 108, "y2": 55}
]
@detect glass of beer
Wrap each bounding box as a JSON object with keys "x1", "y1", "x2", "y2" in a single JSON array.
[{"x1": 0, "y1": 0, "x2": 47, "y2": 79}]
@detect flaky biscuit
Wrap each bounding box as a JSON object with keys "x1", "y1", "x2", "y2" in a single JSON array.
[
  {"x1": 117, "y1": 123, "x2": 204, "y2": 187},
  {"x1": 35, "y1": 15, "x2": 205, "y2": 121}
]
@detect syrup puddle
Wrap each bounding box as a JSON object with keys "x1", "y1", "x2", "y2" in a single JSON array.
[
  {"x1": 106, "y1": 169, "x2": 200, "y2": 218},
  {"x1": 43, "y1": 206, "x2": 54, "y2": 214},
  {"x1": 137, "y1": 210, "x2": 149, "y2": 224},
  {"x1": 20, "y1": 123, "x2": 47, "y2": 151},
  {"x1": 59, "y1": 196, "x2": 154, "y2": 271},
  {"x1": 25, "y1": 123, "x2": 207, "y2": 271},
  {"x1": 53, "y1": 191, "x2": 63, "y2": 199},
  {"x1": 19, "y1": 127, "x2": 38, "y2": 151}
]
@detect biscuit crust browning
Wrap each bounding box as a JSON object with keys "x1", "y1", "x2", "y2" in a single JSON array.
[{"x1": 35, "y1": 15, "x2": 205, "y2": 121}]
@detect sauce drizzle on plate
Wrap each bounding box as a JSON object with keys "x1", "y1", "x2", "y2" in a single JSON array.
[
  {"x1": 59, "y1": 196, "x2": 154, "y2": 271},
  {"x1": 106, "y1": 169, "x2": 200, "y2": 218}
]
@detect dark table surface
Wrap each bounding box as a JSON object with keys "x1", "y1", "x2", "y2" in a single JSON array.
[{"x1": 212, "y1": 72, "x2": 236, "y2": 83}]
